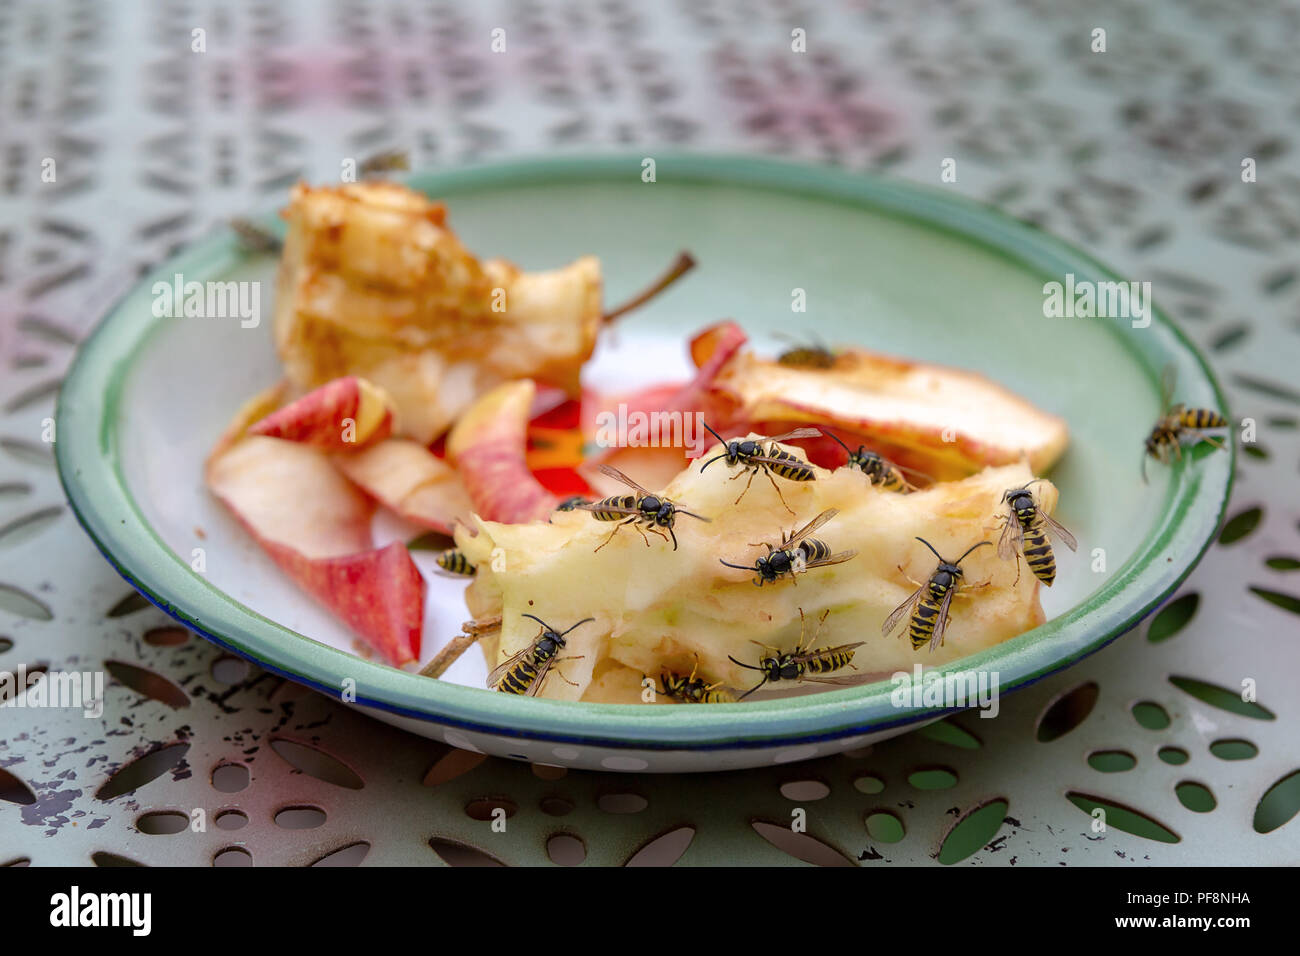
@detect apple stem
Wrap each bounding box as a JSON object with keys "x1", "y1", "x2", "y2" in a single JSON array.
[
  {"x1": 602, "y1": 250, "x2": 696, "y2": 324},
  {"x1": 419, "y1": 615, "x2": 502, "y2": 679}
]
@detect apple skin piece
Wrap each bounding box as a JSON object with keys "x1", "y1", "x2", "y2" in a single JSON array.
[
  {"x1": 446, "y1": 379, "x2": 560, "y2": 524},
  {"x1": 455, "y1": 443, "x2": 1053, "y2": 703},
  {"x1": 248, "y1": 375, "x2": 394, "y2": 450},
  {"x1": 707, "y1": 348, "x2": 1069, "y2": 479},
  {"x1": 272, "y1": 180, "x2": 602, "y2": 445},
  {"x1": 333, "y1": 438, "x2": 472, "y2": 534},
  {"x1": 207, "y1": 434, "x2": 425, "y2": 667}
]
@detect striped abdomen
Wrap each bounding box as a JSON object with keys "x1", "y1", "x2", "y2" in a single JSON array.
[
  {"x1": 436, "y1": 549, "x2": 475, "y2": 576},
  {"x1": 798, "y1": 539, "x2": 832, "y2": 564},
  {"x1": 803, "y1": 646, "x2": 858, "y2": 674},
  {"x1": 1016, "y1": 508, "x2": 1056, "y2": 586},
  {"x1": 588, "y1": 494, "x2": 637, "y2": 522},
  {"x1": 762, "y1": 446, "x2": 816, "y2": 481},
  {"x1": 497, "y1": 645, "x2": 555, "y2": 695},
  {"x1": 908, "y1": 581, "x2": 950, "y2": 650},
  {"x1": 1177, "y1": 408, "x2": 1227, "y2": 430},
  {"x1": 853, "y1": 453, "x2": 910, "y2": 492}
]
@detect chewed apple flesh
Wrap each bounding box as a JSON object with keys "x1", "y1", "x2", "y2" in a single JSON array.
[
  {"x1": 455, "y1": 441, "x2": 1054, "y2": 703},
  {"x1": 707, "y1": 346, "x2": 1069, "y2": 479},
  {"x1": 272, "y1": 180, "x2": 602, "y2": 444}
]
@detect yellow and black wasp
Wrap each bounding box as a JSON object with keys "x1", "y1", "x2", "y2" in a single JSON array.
[
  {"x1": 435, "y1": 548, "x2": 476, "y2": 577},
  {"x1": 229, "y1": 218, "x2": 283, "y2": 254},
  {"x1": 996, "y1": 480, "x2": 1077, "y2": 587},
  {"x1": 820, "y1": 428, "x2": 929, "y2": 492},
  {"x1": 658, "y1": 655, "x2": 737, "y2": 704},
  {"x1": 719, "y1": 508, "x2": 857, "y2": 586},
  {"x1": 577, "y1": 465, "x2": 710, "y2": 552},
  {"x1": 554, "y1": 495, "x2": 591, "y2": 512},
  {"x1": 1142, "y1": 366, "x2": 1229, "y2": 482},
  {"x1": 358, "y1": 148, "x2": 411, "y2": 177},
  {"x1": 488, "y1": 614, "x2": 593, "y2": 696},
  {"x1": 883, "y1": 538, "x2": 991, "y2": 652},
  {"x1": 700, "y1": 422, "x2": 821, "y2": 514},
  {"x1": 728, "y1": 609, "x2": 866, "y2": 699},
  {"x1": 775, "y1": 333, "x2": 836, "y2": 370}
]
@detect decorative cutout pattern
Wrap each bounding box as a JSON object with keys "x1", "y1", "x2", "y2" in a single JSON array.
[{"x1": 0, "y1": 0, "x2": 1296, "y2": 866}]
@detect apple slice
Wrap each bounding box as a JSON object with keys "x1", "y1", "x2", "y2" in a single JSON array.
[
  {"x1": 455, "y1": 447, "x2": 1054, "y2": 703},
  {"x1": 333, "y1": 438, "x2": 472, "y2": 534},
  {"x1": 446, "y1": 379, "x2": 559, "y2": 524},
  {"x1": 207, "y1": 434, "x2": 425, "y2": 666},
  {"x1": 248, "y1": 375, "x2": 394, "y2": 450},
  {"x1": 707, "y1": 346, "x2": 1069, "y2": 478}
]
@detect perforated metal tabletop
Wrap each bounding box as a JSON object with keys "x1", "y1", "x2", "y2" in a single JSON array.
[{"x1": 1, "y1": 0, "x2": 1297, "y2": 866}]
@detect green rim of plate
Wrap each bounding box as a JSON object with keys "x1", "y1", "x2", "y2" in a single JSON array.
[{"x1": 54, "y1": 153, "x2": 1234, "y2": 753}]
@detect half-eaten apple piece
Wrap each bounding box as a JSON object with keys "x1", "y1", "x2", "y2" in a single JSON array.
[{"x1": 453, "y1": 439, "x2": 1055, "y2": 703}]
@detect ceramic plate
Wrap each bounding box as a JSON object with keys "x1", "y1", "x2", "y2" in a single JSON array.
[{"x1": 55, "y1": 155, "x2": 1233, "y2": 772}]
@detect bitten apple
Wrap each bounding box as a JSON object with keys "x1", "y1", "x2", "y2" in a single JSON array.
[{"x1": 455, "y1": 439, "x2": 1055, "y2": 704}]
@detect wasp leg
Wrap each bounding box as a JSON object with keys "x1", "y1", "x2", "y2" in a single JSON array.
[
  {"x1": 733, "y1": 467, "x2": 760, "y2": 506},
  {"x1": 1199, "y1": 434, "x2": 1227, "y2": 451},
  {"x1": 955, "y1": 580, "x2": 992, "y2": 596},
  {"x1": 633, "y1": 522, "x2": 654, "y2": 547},
  {"x1": 897, "y1": 565, "x2": 925, "y2": 588},
  {"x1": 594, "y1": 518, "x2": 633, "y2": 553},
  {"x1": 764, "y1": 467, "x2": 796, "y2": 516}
]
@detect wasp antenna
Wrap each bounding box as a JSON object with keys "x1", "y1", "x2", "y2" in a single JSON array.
[
  {"x1": 1024, "y1": 478, "x2": 1048, "y2": 490},
  {"x1": 819, "y1": 427, "x2": 851, "y2": 452},
  {"x1": 701, "y1": 420, "x2": 727, "y2": 445},
  {"x1": 956, "y1": 541, "x2": 993, "y2": 564},
  {"x1": 700, "y1": 453, "x2": 728, "y2": 473},
  {"x1": 677, "y1": 509, "x2": 712, "y2": 522},
  {"x1": 915, "y1": 536, "x2": 944, "y2": 562},
  {"x1": 727, "y1": 655, "x2": 762, "y2": 672},
  {"x1": 719, "y1": 559, "x2": 754, "y2": 571},
  {"x1": 1140, "y1": 451, "x2": 1150, "y2": 484},
  {"x1": 520, "y1": 613, "x2": 551, "y2": 630},
  {"x1": 557, "y1": 617, "x2": 596, "y2": 637}
]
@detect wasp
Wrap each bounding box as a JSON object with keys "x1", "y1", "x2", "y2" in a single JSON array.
[
  {"x1": 883, "y1": 539, "x2": 991, "y2": 652},
  {"x1": 229, "y1": 218, "x2": 283, "y2": 254},
  {"x1": 700, "y1": 422, "x2": 821, "y2": 514},
  {"x1": 1143, "y1": 366, "x2": 1229, "y2": 482},
  {"x1": 658, "y1": 656, "x2": 737, "y2": 704},
  {"x1": 775, "y1": 333, "x2": 836, "y2": 370},
  {"x1": 577, "y1": 465, "x2": 710, "y2": 552},
  {"x1": 488, "y1": 614, "x2": 592, "y2": 696},
  {"x1": 820, "y1": 428, "x2": 929, "y2": 492},
  {"x1": 554, "y1": 495, "x2": 591, "y2": 512},
  {"x1": 996, "y1": 480, "x2": 1077, "y2": 586},
  {"x1": 728, "y1": 609, "x2": 865, "y2": 699},
  {"x1": 719, "y1": 508, "x2": 856, "y2": 586},
  {"x1": 359, "y1": 148, "x2": 411, "y2": 177},
  {"x1": 434, "y1": 549, "x2": 476, "y2": 576}
]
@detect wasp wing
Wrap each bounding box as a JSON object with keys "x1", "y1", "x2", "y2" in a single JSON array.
[
  {"x1": 1041, "y1": 511, "x2": 1078, "y2": 551},
  {"x1": 789, "y1": 642, "x2": 866, "y2": 665},
  {"x1": 487, "y1": 643, "x2": 537, "y2": 690},
  {"x1": 780, "y1": 508, "x2": 839, "y2": 550},
  {"x1": 801, "y1": 549, "x2": 858, "y2": 571},
  {"x1": 929, "y1": 585, "x2": 957, "y2": 652},
  {"x1": 522, "y1": 652, "x2": 560, "y2": 698},
  {"x1": 596, "y1": 464, "x2": 655, "y2": 498},
  {"x1": 761, "y1": 427, "x2": 822, "y2": 444},
  {"x1": 1159, "y1": 364, "x2": 1177, "y2": 414},
  {"x1": 574, "y1": 500, "x2": 643, "y2": 518},
  {"x1": 997, "y1": 510, "x2": 1024, "y2": 561},
  {"x1": 798, "y1": 674, "x2": 873, "y2": 687},
  {"x1": 882, "y1": 586, "x2": 924, "y2": 637}
]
